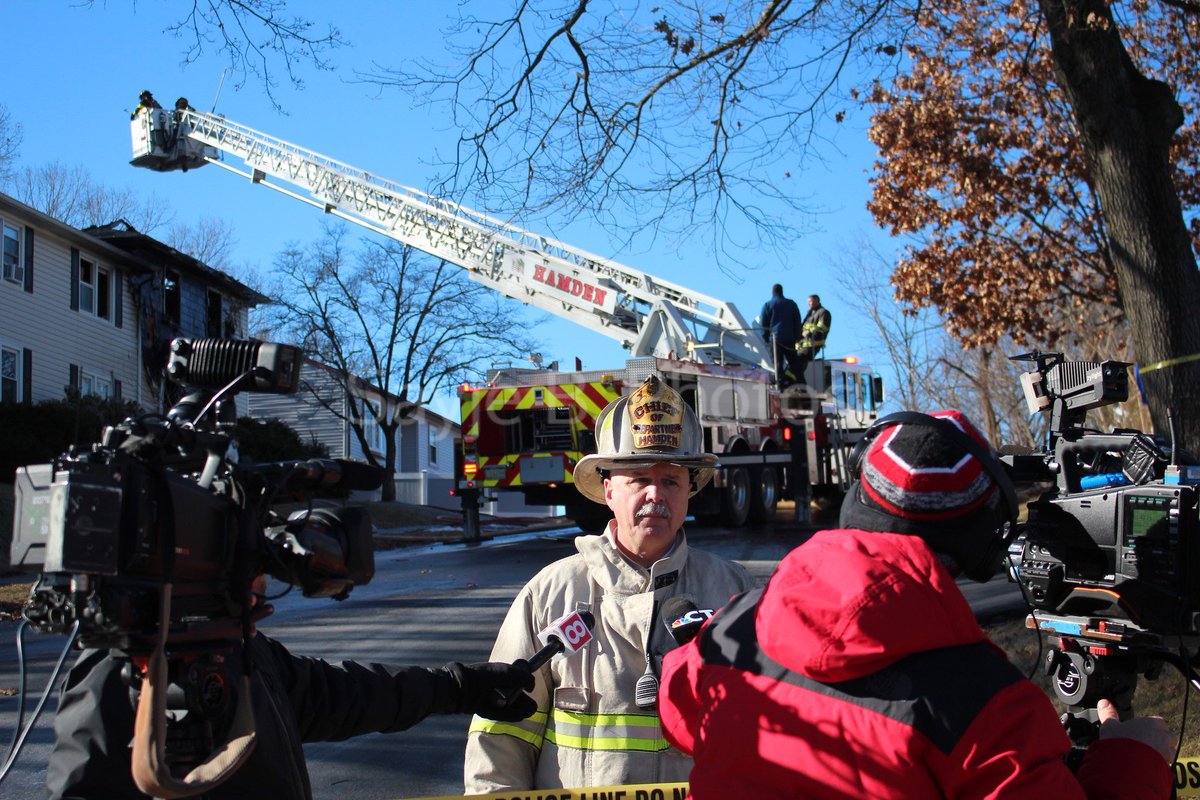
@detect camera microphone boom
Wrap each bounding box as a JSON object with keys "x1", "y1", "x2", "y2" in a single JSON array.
[
  {"x1": 8, "y1": 337, "x2": 384, "y2": 797},
  {"x1": 661, "y1": 597, "x2": 715, "y2": 646},
  {"x1": 249, "y1": 458, "x2": 386, "y2": 493},
  {"x1": 1001, "y1": 350, "x2": 1200, "y2": 720}
]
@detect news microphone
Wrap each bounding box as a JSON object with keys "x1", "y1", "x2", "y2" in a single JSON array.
[
  {"x1": 496, "y1": 610, "x2": 595, "y2": 705},
  {"x1": 661, "y1": 597, "x2": 714, "y2": 646},
  {"x1": 527, "y1": 609, "x2": 596, "y2": 670}
]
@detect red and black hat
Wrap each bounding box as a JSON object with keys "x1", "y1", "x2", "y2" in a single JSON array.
[{"x1": 840, "y1": 409, "x2": 1017, "y2": 581}]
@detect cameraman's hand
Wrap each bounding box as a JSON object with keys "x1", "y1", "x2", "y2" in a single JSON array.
[
  {"x1": 443, "y1": 660, "x2": 536, "y2": 722},
  {"x1": 1096, "y1": 698, "x2": 1177, "y2": 763}
]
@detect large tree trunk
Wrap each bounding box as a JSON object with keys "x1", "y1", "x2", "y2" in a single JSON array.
[
  {"x1": 381, "y1": 426, "x2": 398, "y2": 502},
  {"x1": 1039, "y1": 0, "x2": 1200, "y2": 454}
]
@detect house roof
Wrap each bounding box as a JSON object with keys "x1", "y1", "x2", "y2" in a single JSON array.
[
  {"x1": 0, "y1": 193, "x2": 152, "y2": 271},
  {"x1": 84, "y1": 219, "x2": 270, "y2": 306}
]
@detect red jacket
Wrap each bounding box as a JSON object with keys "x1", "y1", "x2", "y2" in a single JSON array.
[{"x1": 659, "y1": 529, "x2": 1172, "y2": 799}]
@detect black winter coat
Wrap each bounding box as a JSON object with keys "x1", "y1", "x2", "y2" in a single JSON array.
[{"x1": 47, "y1": 633, "x2": 456, "y2": 800}]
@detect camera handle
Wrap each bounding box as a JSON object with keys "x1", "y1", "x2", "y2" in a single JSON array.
[
  {"x1": 130, "y1": 584, "x2": 258, "y2": 799},
  {"x1": 1045, "y1": 648, "x2": 1138, "y2": 716},
  {"x1": 1044, "y1": 647, "x2": 1139, "y2": 768}
]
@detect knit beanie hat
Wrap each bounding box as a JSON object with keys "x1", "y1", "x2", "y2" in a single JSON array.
[{"x1": 839, "y1": 409, "x2": 1011, "y2": 582}]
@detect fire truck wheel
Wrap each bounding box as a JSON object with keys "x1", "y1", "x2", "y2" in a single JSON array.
[
  {"x1": 565, "y1": 503, "x2": 612, "y2": 532},
  {"x1": 720, "y1": 466, "x2": 751, "y2": 528},
  {"x1": 748, "y1": 466, "x2": 779, "y2": 525}
]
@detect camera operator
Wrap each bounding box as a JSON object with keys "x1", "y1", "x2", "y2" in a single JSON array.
[
  {"x1": 659, "y1": 410, "x2": 1176, "y2": 799},
  {"x1": 47, "y1": 577, "x2": 537, "y2": 800}
]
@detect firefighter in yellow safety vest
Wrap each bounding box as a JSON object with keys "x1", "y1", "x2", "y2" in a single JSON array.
[{"x1": 463, "y1": 376, "x2": 754, "y2": 793}]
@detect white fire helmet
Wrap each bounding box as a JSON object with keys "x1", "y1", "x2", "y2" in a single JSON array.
[{"x1": 572, "y1": 375, "x2": 718, "y2": 504}]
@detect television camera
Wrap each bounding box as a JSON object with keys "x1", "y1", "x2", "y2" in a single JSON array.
[
  {"x1": 1003, "y1": 351, "x2": 1200, "y2": 733},
  {"x1": 7, "y1": 337, "x2": 383, "y2": 796}
]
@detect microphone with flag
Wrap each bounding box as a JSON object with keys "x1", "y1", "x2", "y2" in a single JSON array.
[
  {"x1": 496, "y1": 610, "x2": 595, "y2": 705},
  {"x1": 526, "y1": 609, "x2": 596, "y2": 670},
  {"x1": 661, "y1": 597, "x2": 715, "y2": 646}
]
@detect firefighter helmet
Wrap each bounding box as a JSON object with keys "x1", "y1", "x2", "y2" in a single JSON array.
[{"x1": 573, "y1": 375, "x2": 717, "y2": 504}]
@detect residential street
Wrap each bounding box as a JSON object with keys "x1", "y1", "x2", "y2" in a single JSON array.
[{"x1": 0, "y1": 515, "x2": 1023, "y2": 799}]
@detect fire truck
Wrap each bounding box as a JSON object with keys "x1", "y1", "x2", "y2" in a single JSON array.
[{"x1": 129, "y1": 100, "x2": 884, "y2": 535}]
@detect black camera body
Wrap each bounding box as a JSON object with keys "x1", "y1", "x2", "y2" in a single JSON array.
[
  {"x1": 1017, "y1": 477, "x2": 1200, "y2": 634},
  {"x1": 9, "y1": 337, "x2": 380, "y2": 652},
  {"x1": 1004, "y1": 352, "x2": 1200, "y2": 712}
]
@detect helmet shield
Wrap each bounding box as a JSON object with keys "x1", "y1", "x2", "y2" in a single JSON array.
[{"x1": 572, "y1": 375, "x2": 717, "y2": 504}]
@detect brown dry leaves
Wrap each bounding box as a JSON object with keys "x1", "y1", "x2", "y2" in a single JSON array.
[{"x1": 867, "y1": 0, "x2": 1200, "y2": 347}]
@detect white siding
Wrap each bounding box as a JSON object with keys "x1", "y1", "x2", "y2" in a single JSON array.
[
  {"x1": 0, "y1": 208, "x2": 140, "y2": 406},
  {"x1": 243, "y1": 359, "x2": 463, "y2": 494},
  {"x1": 246, "y1": 362, "x2": 348, "y2": 456}
]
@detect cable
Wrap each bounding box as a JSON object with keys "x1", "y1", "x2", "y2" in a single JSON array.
[
  {"x1": 2, "y1": 621, "x2": 30, "y2": 767},
  {"x1": 1004, "y1": 546, "x2": 1045, "y2": 682},
  {"x1": 0, "y1": 620, "x2": 80, "y2": 788},
  {"x1": 191, "y1": 369, "x2": 256, "y2": 427},
  {"x1": 1172, "y1": 636, "x2": 1196, "y2": 763}
]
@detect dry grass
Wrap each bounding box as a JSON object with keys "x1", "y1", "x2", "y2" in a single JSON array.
[
  {"x1": 363, "y1": 500, "x2": 459, "y2": 529},
  {"x1": 0, "y1": 580, "x2": 30, "y2": 621}
]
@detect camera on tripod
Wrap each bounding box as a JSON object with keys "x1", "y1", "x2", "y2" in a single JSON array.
[
  {"x1": 9, "y1": 336, "x2": 381, "y2": 650},
  {"x1": 1003, "y1": 352, "x2": 1200, "y2": 713}
]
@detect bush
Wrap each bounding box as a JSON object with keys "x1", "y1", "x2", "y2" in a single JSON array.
[
  {"x1": 0, "y1": 395, "x2": 142, "y2": 479},
  {"x1": 233, "y1": 416, "x2": 329, "y2": 462},
  {"x1": 0, "y1": 395, "x2": 326, "y2": 479}
]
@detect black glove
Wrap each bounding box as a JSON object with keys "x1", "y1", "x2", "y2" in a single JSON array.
[{"x1": 442, "y1": 660, "x2": 537, "y2": 722}]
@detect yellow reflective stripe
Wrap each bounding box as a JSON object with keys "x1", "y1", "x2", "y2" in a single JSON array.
[
  {"x1": 565, "y1": 382, "x2": 610, "y2": 422},
  {"x1": 470, "y1": 710, "x2": 548, "y2": 749},
  {"x1": 545, "y1": 729, "x2": 670, "y2": 753},
  {"x1": 459, "y1": 391, "x2": 484, "y2": 433},
  {"x1": 482, "y1": 387, "x2": 516, "y2": 410},
  {"x1": 554, "y1": 709, "x2": 660, "y2": 726},
  {"x1": 545, "y1": 708, "x2": 670, "y2": 753}
]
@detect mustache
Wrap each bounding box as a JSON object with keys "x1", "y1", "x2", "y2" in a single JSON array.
[{"x1": 635, "y1": 502, "x2": 671, "y2": 519}]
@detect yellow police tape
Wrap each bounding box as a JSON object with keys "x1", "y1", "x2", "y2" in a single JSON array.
[
  {"x1": 1139, "y1": 352, "x2": 1200, "y2": 373},
  {"x1": 401, "y1": 782, "x2": 689, "y2": 800},
  {"x1": 1177, "y1": 759, "x2": 1200, "y2": 797},
  {"x1": 398, "y1": 762, "x2": 1200, "y2": 799}
]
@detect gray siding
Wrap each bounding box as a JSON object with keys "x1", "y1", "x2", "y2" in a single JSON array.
[
  {"x1": 399, "y1": 419, "x2": 419, "y2": 472},
  {"x1": 425, "y1": 417, "x2": 457, "y2": 477},
  {"x1": 141, "y1": 272, "x2": 251, "y2": 409},
  {"x1": 246, "y1": 362, "x2": 348, "y2": 456},
  {"x1": 244, "y1": 359, "x2": 463, "y2": 494},
  {"x1": 0, "y1": 207, "x2": 141, "y2": 407}
]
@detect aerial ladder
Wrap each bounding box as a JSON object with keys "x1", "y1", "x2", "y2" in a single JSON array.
[
  {"x1": 131, "y1": 106, "x2": 771, "y2": 370},
  {"x1": 132, "y1": 101, "x2": 883, "y2": 533}
]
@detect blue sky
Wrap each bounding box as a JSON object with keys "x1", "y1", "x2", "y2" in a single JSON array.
[{"x1": 8, "y1": 1, "x2": 900, "y2": 417}]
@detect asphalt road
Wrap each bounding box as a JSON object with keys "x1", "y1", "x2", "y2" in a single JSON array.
[{"x1": 0, "y1": 518, "x2": 1023, "y2": 799}]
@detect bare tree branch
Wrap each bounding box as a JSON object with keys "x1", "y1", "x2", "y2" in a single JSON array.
[
  {"x1": 265, "y1": 224, "x2": 538, "y2": 499},
  {"x1": 0, "y1": 104, "x2": 22, "y2": 183},
  {"x1": 6, "y1": 161, "x2": 174, "y2": 232},
  {"x1": 87, "y1": 0, "x2": 344, "y2": 110},
  {"x1": 363, "y1": 0, "x2": 905, "y2": 266}
]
